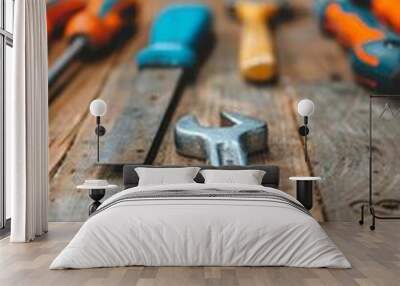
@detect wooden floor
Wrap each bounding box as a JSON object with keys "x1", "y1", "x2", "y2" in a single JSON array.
[{"x1": 1, "y1": 222, "x2": 399, "y2": 286}]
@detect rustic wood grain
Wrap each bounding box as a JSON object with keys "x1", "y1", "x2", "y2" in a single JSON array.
[
  {"x1": 274, "y1": 0, "x2": 400, "y2": 221},
  {"x1": 269, "y1": 0, "x2": 396, "y2": 221},
  {"x1": 48, "y1": 62, "x2": 139, "y2": 221},
  {"x1": 173, "y1": 0, "x2": 399, "y2": 224},
  {"x1": 47, "y1": 17, "x2": 134, "y2": 175},
  {"x1": 99, "y1": 68, "x2": 184, "y2": 165},
  {"x1": 48, "y1": 0, "x2": 396, "y2": 223},
  {"x1": 153, "y1": 0, "x2": 324, "y2": 221},
  {"x1": 287, "y1": 83, "x2": 400, "y2": 221},
  {"x1": 48, "y1": 0, "x2": 192, "y2": 221},
  {"x1": 48, "y1": 52, "x2": 121, "y2": 176},
  {"x1": 2, "y1": 222, "x2": 400, "y2": 286},
  {"x1": 276, "y1": 0, "x2": 353, "y2": 84}
]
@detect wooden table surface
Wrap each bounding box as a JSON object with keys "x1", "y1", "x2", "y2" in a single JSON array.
[{"x1": 47, "y1": 0, "x2": 400, "y2": 222}]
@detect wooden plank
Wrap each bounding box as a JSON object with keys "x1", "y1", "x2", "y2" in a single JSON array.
[
  {"x1": 270, "y1": 0, "x2": 400, "y2": 221},
  {"x1": 48, "y1": 61, "x2": 136, "y2": 221},
  {"x1": 47, "y1": 0, "x2": 187, "y2": 177},
  {"x1": 153, "y1": 0, "x2": 325, "y2": 221},
  {"x1": 99, "y1": 68, "x2": 184, "y2": 165},
  {"x1": 2, "y1": 222, "x2": 400, "y2": 286},
  {"x1": 287, "y1": 83, "x2": 400, "y2": 221},
  {"x1": 275, "y1": 0, "x2": 353, "y2": 84},
  {"x1": 48, "y1": 0, "x2": 362, "y2": 222},
  {"x1": 47, "y1": 27, "x2": 132, "y2": 176},
  {"x1": 48, "y1": 0, "x2": 191, "y2": 221},
  {"x1": 48, "y1": 52, "x2": 121, "y2": 176},
  {"x1": 47, "y1": 0, "x2": 160, "y2": 176},
  {"x1": 263, "y1": 0, "x2": 400, "y2": 221}
]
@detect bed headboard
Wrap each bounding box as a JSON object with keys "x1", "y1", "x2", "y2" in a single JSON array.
[{"x1": 123, "y1": 165, "x2": 280, "y2": 189}]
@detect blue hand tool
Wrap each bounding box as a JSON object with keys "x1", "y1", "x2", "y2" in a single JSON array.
[
  {"x1": 136, "y1": 4, "x2": 213, "y2": 68},
  {"x1": 99, "y1": 4, "x2": 214, "y2": 165}
]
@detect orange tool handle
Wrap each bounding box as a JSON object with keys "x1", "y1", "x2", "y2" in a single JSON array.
[
  {"x1": 235, "y1": 2, "x2": 279, "y2": 82},
  {"x1": 324, "y1": 2, "x2": 384, "y2": 48},
  {"x1": 65, "y1": 0, "x2": 136, "y2": 48},
  {"x1": 47, "y1": 0, "x2": 86, "y2": 39},
  {"x1": 371, "y1": 0, "x2": 400, "y2": 33}
]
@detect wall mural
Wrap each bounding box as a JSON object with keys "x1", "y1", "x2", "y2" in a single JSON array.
[{"x1": 47, "y1": 0, "x2": 400, "y2": 223}]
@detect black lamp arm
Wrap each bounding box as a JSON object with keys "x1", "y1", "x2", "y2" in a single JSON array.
[
  {"x1": 95, "y1": 117, "x2": 106, "y2": 136},
  {"x1": 298, "y1": 116, "x2": 309, "y2": 137},
  {"x1": 298, "y1": 116, "x2": 310, "y2": 164},
  {"x1": 94, "y1": 116, "x2": 106, "y2": 163}
]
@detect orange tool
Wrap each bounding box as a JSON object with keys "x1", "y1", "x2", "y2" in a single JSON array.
[
  {"x1": 322, "y1": 2, "x2": 384, "y2": 50},
  {"x1": 227, "y1": 0, "x2": 288, "y2": 82},
  {"x1": 317, "y1": 0, "x2": 400, "y2": 92},
  {"x1": 48, "y1": 0, "x2": 136, "y2": 89},
  {"x1": 364, "y1": 0, "x2": 400, "y2": 34},
  {"x1": 47, "y1": 0, "x2": 86, "y2": 40}
]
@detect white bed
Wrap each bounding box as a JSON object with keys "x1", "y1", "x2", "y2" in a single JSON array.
[{"x1": 50, "y1": 182, "x2": 350, "y2": 269}]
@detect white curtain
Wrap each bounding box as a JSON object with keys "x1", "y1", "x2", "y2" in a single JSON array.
[{"x1": 8, "y1": 0, "x2": 49, "y2": 242}]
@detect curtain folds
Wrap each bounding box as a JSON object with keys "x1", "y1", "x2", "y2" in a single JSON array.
[{"x1": 8, "y1": 0, "x2": 49, "y2": 242}]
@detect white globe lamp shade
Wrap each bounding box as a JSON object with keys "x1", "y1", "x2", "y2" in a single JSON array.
[
  {"x1": 297, "y1": 99, "x2": 314, "y2": 117},
  {"x1": 90, "y1": 99, "x2": 107, "y2": 117}
]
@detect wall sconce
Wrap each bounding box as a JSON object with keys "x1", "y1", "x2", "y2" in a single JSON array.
[
  {"x1": 89, "y1": 99, "x2": 107, "y2": 162},
  {"x1": 297, "y1": 99, "x2": 315, "y2": 164}
]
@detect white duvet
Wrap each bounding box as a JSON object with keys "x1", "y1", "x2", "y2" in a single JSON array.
[{"x1": 50, "y1": 183, "x2": 351, "y2": 269}]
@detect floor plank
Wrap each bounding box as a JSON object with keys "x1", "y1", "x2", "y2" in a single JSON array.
[{"x1": 1, "y1": 222, "x2": 399, "y2": 286}]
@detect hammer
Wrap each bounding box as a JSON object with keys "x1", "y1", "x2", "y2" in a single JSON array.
[
  {"x1": 227, "y1": 0, "x2": 287, "y2": 82},
  {"x1": 174, "y1": 112, "x2": 268, "y2": 166}
]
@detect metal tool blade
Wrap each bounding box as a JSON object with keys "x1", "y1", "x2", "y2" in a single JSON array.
[{"x1": 48, "y1": 37, "x2": 87, "y2": 91}]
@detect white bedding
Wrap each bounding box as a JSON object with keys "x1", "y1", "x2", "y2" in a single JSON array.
[{"x1": 50, "y1": 183, "x2": 350, "y2": 269}]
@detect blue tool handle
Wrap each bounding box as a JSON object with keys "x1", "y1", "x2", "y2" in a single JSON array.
[
  {"x1": 340, "y1": 0, "x2": 400, "y2": 93},
  {"x1": 315, "y1": 0, "x2": 400, "y2": 93},
  {"x1": 136, "y1": 4, "x2": 212, "y2": 68},
  {"x1": 351, "y1": 40, "x2": 400, "y2": 93}
]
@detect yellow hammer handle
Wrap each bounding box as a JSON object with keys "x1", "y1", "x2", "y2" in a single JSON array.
[{"x1": 236, "y1": 2, "x2": 278, "y2": 82}]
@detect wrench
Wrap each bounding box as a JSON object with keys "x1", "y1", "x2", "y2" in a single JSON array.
[{"x1": 174, "y1": 112, "x2": 268, "y2": 166}]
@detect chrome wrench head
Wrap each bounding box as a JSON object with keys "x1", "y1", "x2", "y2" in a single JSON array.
[{"x1": 174, "y1": 111, "x2": 268, "y2": 166}]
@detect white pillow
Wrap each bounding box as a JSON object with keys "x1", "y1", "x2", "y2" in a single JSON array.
[
  {"x1": 135, "y1": 167, "x2": 200, "y2": 186},
  {"x1": 200, "y1": 169, "x2": 266, "y2": 185}
]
